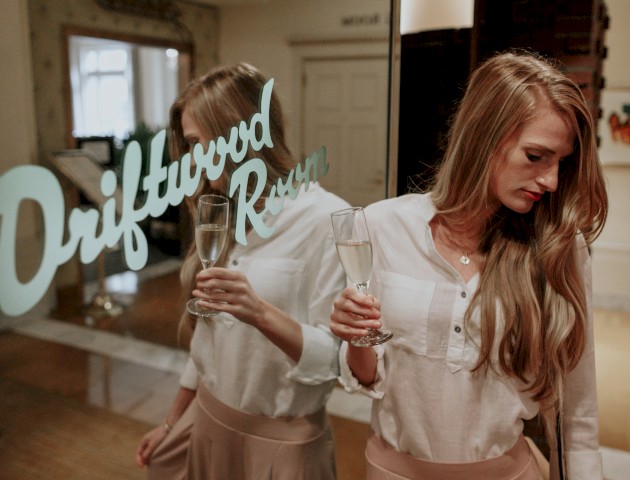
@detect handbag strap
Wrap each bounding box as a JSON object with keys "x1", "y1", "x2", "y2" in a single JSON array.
[{"x1": 556, "y1": 411, "x2": 565, "y2": 480}]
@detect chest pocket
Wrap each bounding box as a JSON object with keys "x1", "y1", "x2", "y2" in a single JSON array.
[
  {"x1": 247, "y1": 258, "x2": 306, "y2": 318},
  {"x1": 374, "y1": 271, "x2": 436, "y2": 356}
]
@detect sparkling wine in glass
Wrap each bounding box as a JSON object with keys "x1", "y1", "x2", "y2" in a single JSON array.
[
  {"x1": 186, "y1": 194, "x2": 229, "y2": 317},
  {"x1": 331, "y1": 207, "x2": 392, "y2": 347}
]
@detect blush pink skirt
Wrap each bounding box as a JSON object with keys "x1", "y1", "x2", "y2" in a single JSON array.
[
  {"x1": 365, "y1": 433, "x2": 544, "y2": 480},
  {"x1": 147, "y1": 385, "x2": 336, "y2": 480}
]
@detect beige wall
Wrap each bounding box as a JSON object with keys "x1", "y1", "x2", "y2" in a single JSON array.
[
  {"x1": 0, "y1": 0, "x2": 46, "y2": 322},
  {"x1": 592, "y1": 0, "x2": 630, "y2": 308}
]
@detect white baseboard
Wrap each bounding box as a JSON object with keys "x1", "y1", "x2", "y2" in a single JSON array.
[
  {"x1": 593, "y1": 293, "x2": 630, "y2": 312},
  {"x1": 601, "y1": 446, "x2": 630, "y2": 480}
]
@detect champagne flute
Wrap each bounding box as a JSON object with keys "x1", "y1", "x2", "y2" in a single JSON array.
[
  {"x1": 331, "y1": 207, "x2": 393, "y2": 347},
  {"x1": 186, "y1": 194, "x2": 229, "y2": 317}
]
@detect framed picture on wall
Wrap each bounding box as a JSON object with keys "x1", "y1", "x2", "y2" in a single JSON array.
[{"x1": 598, "y1": 89, "x2": 630, "y2": 166}]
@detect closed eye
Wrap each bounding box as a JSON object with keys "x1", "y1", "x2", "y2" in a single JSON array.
[
  {"x1": 526, "y1": 152, "x2": 542, "y2": 162},
  {"x1": 184, "y1": 137, "x2": 198, "y2": 153}
]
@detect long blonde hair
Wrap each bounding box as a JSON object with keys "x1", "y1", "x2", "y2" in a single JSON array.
[
  {"x1": 431, "y1": 51, "x2": 608, "y2": 420},
  {"x1": 169, "y1": 63, "x2": 297, "y2": 342}
]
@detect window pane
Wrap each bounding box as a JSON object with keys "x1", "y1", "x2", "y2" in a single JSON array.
[
  {"x1": 81, "y1": 75, "x2": 133, "y2": 137},
  {"x1": 98, "y1": 49, "x2": 128, "y2": 72},
  {"x1": 69, "y1": 35, "x2": 181, "y2": 139},
  {"x1": 84, "y1": 50, "x2": 98, "y2": 73},
  {"x1": 99, "y1": 76, "x2": 134, "y2": 137}
]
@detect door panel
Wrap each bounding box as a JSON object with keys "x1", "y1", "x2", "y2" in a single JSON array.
[{"x1": 302, "y1": 57, "x2": 388, "y2": 207}]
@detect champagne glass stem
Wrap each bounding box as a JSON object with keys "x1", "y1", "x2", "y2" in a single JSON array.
[{"x1": 350, "y1": 277, "x2": 393, "y2": 347}]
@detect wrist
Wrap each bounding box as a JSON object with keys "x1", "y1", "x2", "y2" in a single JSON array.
[
  {"x1": 162, "y1": 420, "x2": 173, "y2": 434},
  {"x1": 254, "y1": 299, "x2": 276, "y2": 330}
]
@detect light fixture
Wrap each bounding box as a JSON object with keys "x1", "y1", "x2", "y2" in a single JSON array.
[{"x1": 400, "y1": 0, "x2": 474, "y2": 35}]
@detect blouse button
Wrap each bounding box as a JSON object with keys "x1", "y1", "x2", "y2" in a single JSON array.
[
  {"x1": 460, "y1": 291, "x2": 467, "y2": 299},
  {"x1": 454, "y1": 326, "x2": 462, "y2": 334},
  {"x1": 232, "y1": 259, "x2": 238, "y2": 266}
]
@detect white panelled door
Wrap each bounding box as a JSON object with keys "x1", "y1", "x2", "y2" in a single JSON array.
[{"x1": 301, "y1": 57, "x2": 389, "y2": 207}]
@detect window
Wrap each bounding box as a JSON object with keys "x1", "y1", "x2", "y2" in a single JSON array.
[{"x1": 69, "y1": 35, "x2": 179, "y2": 141}]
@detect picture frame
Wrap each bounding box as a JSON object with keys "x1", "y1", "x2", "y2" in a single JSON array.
[{"x1": 598, "y1": 88, "x2": 630, "y2": 166}]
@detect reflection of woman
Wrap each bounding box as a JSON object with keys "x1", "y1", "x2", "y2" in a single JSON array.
[
  {"x1": 331, "y1": 51, "x2": 608, "y2": 479},
  {"x1": 135, "y1": 63, "x2": 349, "y2": 479}
]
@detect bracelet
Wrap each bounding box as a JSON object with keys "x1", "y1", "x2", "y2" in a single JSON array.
[{"x1": 163, "y1": 420, "x2": 173, "y2": 434}]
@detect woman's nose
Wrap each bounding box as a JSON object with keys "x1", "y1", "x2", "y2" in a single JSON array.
[{"x1": 536, "y1": 163, "x2": 559, "y2": 193}]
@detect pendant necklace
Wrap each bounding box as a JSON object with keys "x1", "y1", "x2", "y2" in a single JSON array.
[{"x1": 434, "y1": 216, "x2": 473, "y2": 266}]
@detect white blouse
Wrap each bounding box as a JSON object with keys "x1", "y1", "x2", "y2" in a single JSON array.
[
  {"x1": 339, "y1": 193, "x2": 603, "y2": 480},
  {"x1": 180, "y1": 183, "x2": 349, "y2": 417}
]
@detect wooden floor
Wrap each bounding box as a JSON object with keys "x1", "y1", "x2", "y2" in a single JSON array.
[
  {"x1": 1, "y1": 256, "x2": 628, "y2": 479},
  {"x1": 0, "y1": 261, "x2": 370, "y2": 480}
]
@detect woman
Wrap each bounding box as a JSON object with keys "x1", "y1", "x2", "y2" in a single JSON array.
[
  {"x1": 135, "y1": 63, "x2": 349, "y2": 479},
  {"x1": 331, "y1": 51, "x2": 608, "y2": 479}
]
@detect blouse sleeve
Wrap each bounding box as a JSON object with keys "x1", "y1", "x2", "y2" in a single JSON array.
[
  {"x1": 179, "y1": 356, "x2": 199, "y2": 391},
  {"x1": 337, "y1": 341, "x2": 386, "y2": 399},
  {"x1": 549, "y1": 236, "x2": 603, "y2": 480},
  {"x1": 286, "y1": 229, "x2": 345, "y2": 385}
]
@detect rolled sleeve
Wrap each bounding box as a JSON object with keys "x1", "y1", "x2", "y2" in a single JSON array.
[
  {"x1": 287, "y1": 324, "x2": 341, "y2": 384},
  {"x1": 179, "y1": 356, "x2": 199, "y2": 391},
  {"x1": 565, "y1": 450, "x2": 603, "y2": 480},
  {"x1": 550, "y1": 449, "x2": 603, "y2": 480},
  {"x1": 286, "y1": 223, "x2": 347, "y2": 386},
  {"x1": 337, "y1": 341, "x2": 386, "y2": 399}
]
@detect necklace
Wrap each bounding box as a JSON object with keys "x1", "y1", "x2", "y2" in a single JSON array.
[{"x1": 432, "y1": 216, "x2": 475, "y2": 267}]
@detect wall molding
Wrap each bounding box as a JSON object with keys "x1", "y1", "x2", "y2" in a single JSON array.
[
  {"x1": 593, "y1": 293, "x2": 630, "y2": 312},
  {"x1": 592, "y1": 240, "x2": 630, "y2": 253}
]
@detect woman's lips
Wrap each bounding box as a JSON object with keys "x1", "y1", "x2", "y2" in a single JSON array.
[{"x1": 523, "y1": 190, "x2": 542, "y2": 201}]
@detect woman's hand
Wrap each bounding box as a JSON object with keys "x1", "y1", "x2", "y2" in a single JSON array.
[
  {"x1": 135, "y1": 425, "x2": 168, "y2": 468},
  {"x1": 194, "y1": 267, "x2": 304, "y2": 362},
  {"x1": 330, "y1": 286, "x2": 382, "y2": 343},
  {"x1": 192, "y1": 267, "x2": 266, "y2": 327}
]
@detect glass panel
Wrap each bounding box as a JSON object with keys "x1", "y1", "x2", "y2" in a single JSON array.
[
  {"x1": 98, "y1": 49, "x2": 128, "y2": 72},
  {"x1": 83, "y1": 50, "x2": 98, "y2": 73}
]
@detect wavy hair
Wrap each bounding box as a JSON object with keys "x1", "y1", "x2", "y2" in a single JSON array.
[
  {"x1": 169, "y1": 63, "x2": 297, "y2": 342},
  {"x1": 431, "y1": 51, "x2": 608, "y2": 421}
]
